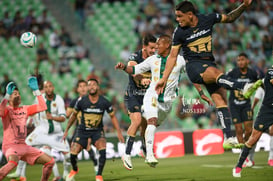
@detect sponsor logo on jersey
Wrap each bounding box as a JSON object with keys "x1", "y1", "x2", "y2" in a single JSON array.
[
  {"x1": 193, "y1": 129, "x2": 224, "y2": 156},
  {"x1": 186, "y1": 29, "x2": 211, "y2": 40}
]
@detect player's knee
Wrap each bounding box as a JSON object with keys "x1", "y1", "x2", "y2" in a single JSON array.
[
  {"x1": 44, "y1": 157, "x2": 55, "y2": 168},
  {"x1": 147, "y1": 117, "x2": 157, "y2": 126}
]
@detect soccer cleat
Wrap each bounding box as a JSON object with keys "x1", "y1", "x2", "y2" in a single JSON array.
[
  {"x1": 243, "y1": 158, "x2": 255, "y2": 168},
  {"x1": 10, "y1": 176, "x2": 27, "y2": 181},
  {"x1": 7, "y1": 172, "x2": 20, "y2": 179},
  {"x1": 122, "y1": 154, "x2": 133, "y2": 170},
  {"x1": 243, "y1": 79, "x2": 263, "y2": 99},
  {"x1": 232, "y1": 167, "x2": 242, "y2": 178},
  {"x1": 145, "y1": 155, "x2": 158, "y2": 168},
  {"x1": 223, "y1": 137, "x2": 239, "y2": 150},
  {"x1": 95, "y1": 175, "x2": 103, "y2": 181},
  {"x1": 65, "y1": 169, "x2": 78, "y2": 181},
  {"x1": 268, "y1": 159, "x2": 273, "y2": 166}
]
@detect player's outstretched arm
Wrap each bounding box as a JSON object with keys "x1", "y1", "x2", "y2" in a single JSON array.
[
  {"x1": 27, "y1": 77, "x2": 47, "y2": 115},
  {"x1": 109, "y1": 113, "x2": 125, "y2": 143},
  {"x1": 115, "y1": 62, "x2": 134, "y2": 74},
  {"x1": 0, "y1": 82, "x2": 16, "y2": 117},
  {"x1": 221, "y1": 0, "x2": 252, "y2": 23}
]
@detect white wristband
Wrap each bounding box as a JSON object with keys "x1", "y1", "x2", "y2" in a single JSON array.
[
  {"x1": 4, "y1": 94, "x2": 10, "y2": 100},
  {"x1": 33, "y1": 90, "x2": 41, "y2": 96}
]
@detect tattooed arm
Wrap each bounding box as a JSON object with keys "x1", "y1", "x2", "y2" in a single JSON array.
[{"x1": 221, "y1": 0, "x2": 252, "y2": 23}]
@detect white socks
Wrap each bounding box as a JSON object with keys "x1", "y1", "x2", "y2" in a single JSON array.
[{"x1": 145, "y1": 125, "x2": 156, "y2": 157}]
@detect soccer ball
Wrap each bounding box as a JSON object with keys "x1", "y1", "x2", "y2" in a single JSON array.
[{"x1": 20, "y1": 32, "x2": 37, "y2": 48}]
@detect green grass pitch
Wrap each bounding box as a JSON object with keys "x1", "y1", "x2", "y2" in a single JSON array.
[{"x1": 4, "y1": 151, "x2": 273, "y2": 181}]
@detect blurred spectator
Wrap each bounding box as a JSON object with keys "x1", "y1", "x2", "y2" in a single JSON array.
[
  {"x1": 143, "y1": 1, "x2": 158, "y2": 21},
  {"x1": 1, "y1": 74, "x2": 13, "y2": 95},
  {"x1": 3, "y1": 12, "x2": 13, "y2": 31},
  {"x1": 75, "y1": 39, "x2": 88, "y2": 62},
  {"x1": 0, "y1": 21, "x2": 8, "y2": 38},
  {"x1": 24, "y1": 9, "x2": 35, "y2": 30},
  {"x1": 49, "y1": 29, "x2": 61, "y2": 50},
  {"x1": 58, "y1": 56, "x2": 72, "y2": 76},
  {"x1": 157, "y1": 0, "x2": 173, "y2": 17},
  {"x1": 37, "y1": 9, "x2": 52, "y2": 33},
  {"x1": 262, "y1": 35, "x2": 272, "y2": 60},
  {"x1": 86, "y1": 66, "x2": 100, "y2": 82},
  {"x1": 59, "y1": 26, "x2": 73, "y2": 46},
  {"x1": 119, "y1": 45, "x2": 130, "y2": 62},
  {"x1": 58, "y1": 40, "x2": 70, "y2": 58},
  {"x1": 36, "y1": 43, "x2": 50, "y2": 66},
  {"x1": 74, "y1": 0, "x2": 87, "y2": 29},
  {"x1": 13, "y1": 11, "x2": 22, "y2": 24},
  {"x1": 100, "y1": 69, "x2": 111, "y2": 94},
  {"x1": 63, "y1": 91, "x2": 72, "y2": 109}
]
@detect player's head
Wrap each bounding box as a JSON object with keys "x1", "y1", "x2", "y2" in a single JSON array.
[
  {"x1": 87, "y1": 78, "x2": 99, "y2": 96},
  {"x1": 157, "y1": 35, "x2": 172, "y2": 56},
  {"x1": 237, "y1": 52, "x2": 249, "y2": 69},
  {"x1": 142, "y1": 34, "x2": 157, "y2": 58},
  {"x1": 43, "y1": 81, "x2": 55, "y2": 97},
  {"x1": 76, "y1": 79, "x2": 87, "y2": 97},
  {"x1": 175, "y1": 1, "x2": 196, "y2": 27},
  {"x1": 9, "y1": 87, "x2": 21, "y2": 106}
]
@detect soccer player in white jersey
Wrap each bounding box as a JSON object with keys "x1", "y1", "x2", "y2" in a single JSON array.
[
  {"x1": 116, "y1": 34, "x2": 209, "y2": 167},
  {"x1": 8, "y1": 81, "x2": 71, "y2": 181}
]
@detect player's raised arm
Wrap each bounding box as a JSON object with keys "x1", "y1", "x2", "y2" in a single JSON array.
[
  {"x1": 221, "y1": 0, "x2": 252, "y2": 23},
  {"x1": 155, "y1": 46, "x2": 180, "y2": 94},
  {"x1": 0, "y1": 82, "x2": 16, "y2": 117},
  {"x1": 26, "y1": 77, "x2": 47, "y2": 116}
]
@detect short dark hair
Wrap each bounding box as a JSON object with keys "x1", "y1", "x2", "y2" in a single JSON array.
[
  {"x1": 142, "y1": 33, "x2": 157, "y2": 46},
  {"x1": 176, "y1": 1, "x2": 196, "y2": 15},
  {"x1": 238, "y1": 52, "x2": 248, "y2": 59},
  {"x1": 76, "y1": 79, "x2": 87, "y2": 88},
  {"x1": 88, "y1": 78, "x2": 99, "y2": 85}
]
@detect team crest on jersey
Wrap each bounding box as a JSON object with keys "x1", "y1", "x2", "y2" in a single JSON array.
[
  {"x1": 155, "y1": 61, "x2": 160, "y2": 65},
  {"x1": 233, "y1": 118, "x2": 237, "y2": 123},
  {"x1": 203, "y1": 64, "x2": 208, "y2": 67},
  {"x1": 90, "y1": 105, "x2": 95, "y2": 108},
  {"x1": 76, "y1": 137, "x2": 80, "y2": 141},
  {"x1": 134, "y1": 106, "x2": 140, "y2": 110},
  {"x1": 52, "y1": 102, "x2": 56, "y2": 107},
  {"x1": 259, "y1": 124, "x2": 264, "y2": 129},
  {"x1": 154, "y1": 68, "x2": 159, "y2": 73}
]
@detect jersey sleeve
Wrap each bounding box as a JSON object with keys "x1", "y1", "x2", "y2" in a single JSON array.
[
  {"x1": 57, "y1": 95, "x2": 66, "y2": 117},
  {"x1": 128, "y1": 53, "x2": 138, "y2": 62},
  {"x1": 74, "y1": 97, "x2": 82, "y2": 113},
  {"x1": 208, "y1": 13, "x2": 222, "y2": 24},
  {"x1": 172, "y1": 27, "x2": 184, "y2": 46},
  {"x1": 27, "y1": 95, "x2": 47, "y2": 116},
  {"x1": 254, "y1": 87, "x2": 264, "y2": 100},
  {"x1": 133, "y1": 57, "x2": 152, "y2": 75},
  {"x1": 104, "y1": 98, "x2": 114, "y2": 115}
]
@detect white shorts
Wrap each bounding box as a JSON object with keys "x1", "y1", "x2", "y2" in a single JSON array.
[
  {"x1": 25, "y1": 127, "x2": 70, "y2": 152},
  {"x1": 143, "y1": 94, "x2": 172, "y2": 125}
]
